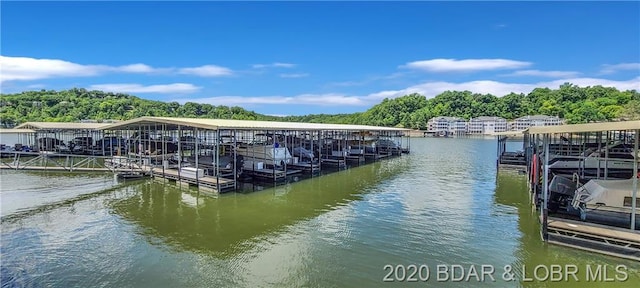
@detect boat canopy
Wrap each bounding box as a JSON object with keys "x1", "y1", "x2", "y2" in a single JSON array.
[{"x1": 573, "y1": 179, "x2": 639, "y2": 208}]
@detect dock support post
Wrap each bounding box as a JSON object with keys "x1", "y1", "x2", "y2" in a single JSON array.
[
  {"x1": 162, "y1": 124, "x2": 166, "y2": 178},
  {"x1": 283, "y1": 130, "x2": 287, "y2": 177},
  {"x1": 269, "y1": 130, "x2": 275, "y2": 183},
  {"x1": 233, "y1": 129, "x2": 237, "y2": 190},
  {"x1": 343, "y1": 131, "x2": 347, "y2": 165},
  {"x1": 318, "y1": 130, "x2": 323, "y2": 171},
  {"x1": 147, "y1": 124, "x2": 152, "y2": 173},
  {"x1": 310, "y1": 130, "x2": 316, "y2": 175},
  {"x1": 496, "y1": 136, "x2": 501, "y2": 169},
  {"x1": 525, "y1": 133, "x2": 530, "y2": 179},
  {"x1": 542, "y1": 133, "x2": 550, "y2": 241},
  {"x1": 177, "y1": 126, "x2": 182, "y2": 183},
  {"x1": 631, "y1": 129, "x2": 638, "y2": 230},
  {"x1": 604, "y1": 131, "x2": 610, "y2": 179},
  {"x1": 216, "y1": 129, "x2": 220, "y2": 193},
  {"x1": 195, "y1": 127, "x2": 200, "y2": 188},
  {"x1": 532, "y1": 134, "x2": 538, "y2": 195},
  {"x1": 581, "y1": 133, "x2": 586, "y2": 179},
  {"x1": 596, "y1": 132, "x2": 602, "y2": 179}
]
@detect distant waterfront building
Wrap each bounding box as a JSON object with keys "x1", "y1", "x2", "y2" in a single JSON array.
[
  {"x1": 510, "y1": 115, "x2": 564, "y2": 131},
  {"x1": 427, "y1": 116, "x2": 467, "y2": 135},
  {"x1": 468, "y1": 116, "x2": 508, "y2": 134},
  {"x1": 426, "y1": 115, "x2": 564, "y2": 135}
]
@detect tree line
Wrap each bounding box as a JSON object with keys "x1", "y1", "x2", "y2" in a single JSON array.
[{"x1": 1, "y1": 83, "x2": 638, "y2": 129}]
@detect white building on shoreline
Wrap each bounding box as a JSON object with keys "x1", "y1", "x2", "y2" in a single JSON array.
[
  {"x1": 468, "y1": 116, "x2": 508, "y2": 134},
  {"x1": 510, "y1": 115, "x2": 564, "y2": 131},
  {"x1": 427, "y1": 116, "x2": 468, "y2": 135},
  {"x1": 427, "y1": 115, "x2": 565, "y2": 135},
  {"x1": 426, "y1": 115, "x2": 566, "y2": 135}
]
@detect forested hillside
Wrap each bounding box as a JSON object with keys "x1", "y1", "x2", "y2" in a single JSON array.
[
  {"x1": 345, "y1": 84, "x2": 640, "y2": 128},
  {"x1": 0, "y1": 88, "x2": 281, "y2": 127},
  {"x1": 1, "y1": 83, "x2": 638, "y2": 129}
]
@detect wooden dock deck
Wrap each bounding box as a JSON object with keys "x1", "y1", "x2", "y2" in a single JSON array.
[
  {"x1": 363, "y1": 153, "x2": 378, "y2": 160},
  {"x1": 150, "y1": 167, "x2": 235, "y2": 192},
  {"x1": 378, "y1": 152, "x2": 392, "y2": 159},
  {"x1": 345, "y1": 155, "x2": 365, "y2": 164},
  {"x1": 243, "y1": 167, "x2": 288, "y2": 181},
  {"x1": 0, "y1": 165, "x2": 134, "y2": 172},
  {"x1": 542, "y1": 216, "x2": 640, "y2": 261},
  {"x1": 498, "y1": 163, "x2": 526, "y2": 172},
  {"x1": 364, "y1": 153, "x2": 392, "y2": 160},
  {"x1": 287, "y1": 162, "x2": 321, "y2": 173},
  {"x1": 321, "y1": 158, "x2": 346, "y2": 168},
  {"x1": 499, "y1": 152, "x2": 527, "y2": 166},
  {"x1": 263, "y1": 164, "x2": 304, "y2": 176}
]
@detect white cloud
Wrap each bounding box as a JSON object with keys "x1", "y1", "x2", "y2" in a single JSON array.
[
  {"x1": 173, "y1": 93, "x2": 365, "y2": 106},
  {"x1": 328, "y1": 80, "x2": 367, "y2": 87},
  {"x1": 360, "y1": 77, "x2": 640, "y2": 101},
  {"x1": 88, "y1": 83, "x2": 201, "y2": 94},
  {"x1": 0, "y1": 56, "x2": 105, "y2": 82},
  {"x1": 501, "y1": 69, "x2": 581, "y2": 78},
  {"x1": 176, "y1": 76, "x2": 640, "y2": 107},
  {"x1": 26, "y1": 84, "x2": 46, "y2": 89},
  {"x1": 252, "y1": 62, "x2": 296, "y2": 69},
  {"x1": 178, "y1": 65, "x2": 233, "y2": 77},
  {"x1": 326, "y1": 72, "x2": 408, "y2": 87},
  {"x1": 401, "y1": 58, "x2": 532, "y2": 72},
  {"x1": 600, "y1": 63, "x2": 640, "y2": 75},
  {"x1": 279, "y1": 73, "x2": 309, "y2": 78},
  {"x1": 273, "y1": 62, "x2": 296, "y2": 68},
  {"x1": 115, "y1": 63, "x2": 158, "y2": 73},
  {"x1": 0, "y1": 56, "x2": 233, "y2": 82}
]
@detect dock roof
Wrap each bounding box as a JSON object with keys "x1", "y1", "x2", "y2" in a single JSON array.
[
  {"x1": 491, "y1": 130, "x2": 527, "y2": 137},
  {"x1": 14, "y1": 122, "x2": 111, "y2": 131},
  {"x1": 515, "y1": 115, "x2": 560, "y2": 121},
  {"x1": 99, "y1": 116, "x2": 411, "y2": 132},
  {"x1": 0, "y1": 128, "x2": 36, "y2": 134},
  {"x1": 527, "y1": 120, "x2": 640, "y2": 134}
]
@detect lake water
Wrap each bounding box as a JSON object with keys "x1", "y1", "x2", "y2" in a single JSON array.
[{"x1": 1, "y1": 138, "x2": 638, "y2": 287}]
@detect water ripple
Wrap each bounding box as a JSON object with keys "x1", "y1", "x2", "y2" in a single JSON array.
[{"x1": 2, "y1": 138, "x2": 640, "y2": 287}]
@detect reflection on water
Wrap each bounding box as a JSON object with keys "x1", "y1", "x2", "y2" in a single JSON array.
[
  {"x1": 1, "y1": 138, "x2": 639, "y2": 287},
  {"x1": 0, "y1": 170, "x2": 117, "y2": 217},
  {"x1": 495, "y1": 170, "x2": 640, "y2": 287},
  {"x1": 109, "y1": 159, "x2": 408, "y2": 258}
]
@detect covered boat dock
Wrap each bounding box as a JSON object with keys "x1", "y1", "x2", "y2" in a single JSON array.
[
  {"x1": 494, "y1": 130, "x2": 529, "y2": 171},
  {"x1": 0, "y1": 122, "x2": 126, "y2": 172},
  {"x1": 98, "y1": 116, "x2": 411, "y2": 193},
  {"x1": 525, "y1": 120, "x2": 640, "y2": 261}
]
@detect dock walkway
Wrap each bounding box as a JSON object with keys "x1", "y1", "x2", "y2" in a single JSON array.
[
  {"x1": 543, "y1": 216, "x2": 640, "y2": 261},
  {"x1": 151, "y1": 167, "x2": 235, "y2": 192},
  {"x1": 321, "y1": 158, "x2": 346, "y2": 168}
]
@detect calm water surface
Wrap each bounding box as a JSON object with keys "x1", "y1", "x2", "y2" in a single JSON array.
[{"x1": 1, "y1": 138, "x2": 638, "y2": 287}]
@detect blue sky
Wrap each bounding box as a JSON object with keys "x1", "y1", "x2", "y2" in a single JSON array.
[{"x1": 1, "y1": 1, "x2": 639, "y2": 116}]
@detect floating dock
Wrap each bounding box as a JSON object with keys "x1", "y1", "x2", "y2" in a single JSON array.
[
  {"x1": 287, "y1": 162, "x2": 321, "y2": 173},
  {"x1": 321, "y1": 158, "x2": 346, "y2": 168},
  {"x1": 495, "y1": 130, "x2": 528, "y2": 172},
  {"x1": 508, "y1": 120, "x2": 640, "y2": 261},
  {"x1": 364, "y1": 153, "x2": 380, "y2": 160},
  {"x1": 345, "y1": 155, "x2": 365, "y2": 164},
  {"x1": 2, "y1": 117, "x2": 412, "y2": 193},
  {"x1": 0, "y1": 165, "x2": 131, "y2": 172},
  {"x1": 151, "y1": 167, "x2": 235, "y2": 192},
  {"x1": 242, "y1": 167, "x2": 287, "y2": 181},
  {"x1": 0, "y1": 152, "x2": 137, "y2": 173},
  {"x1": 543, "y1": 215, "x2": 640, "y2": 261}
]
